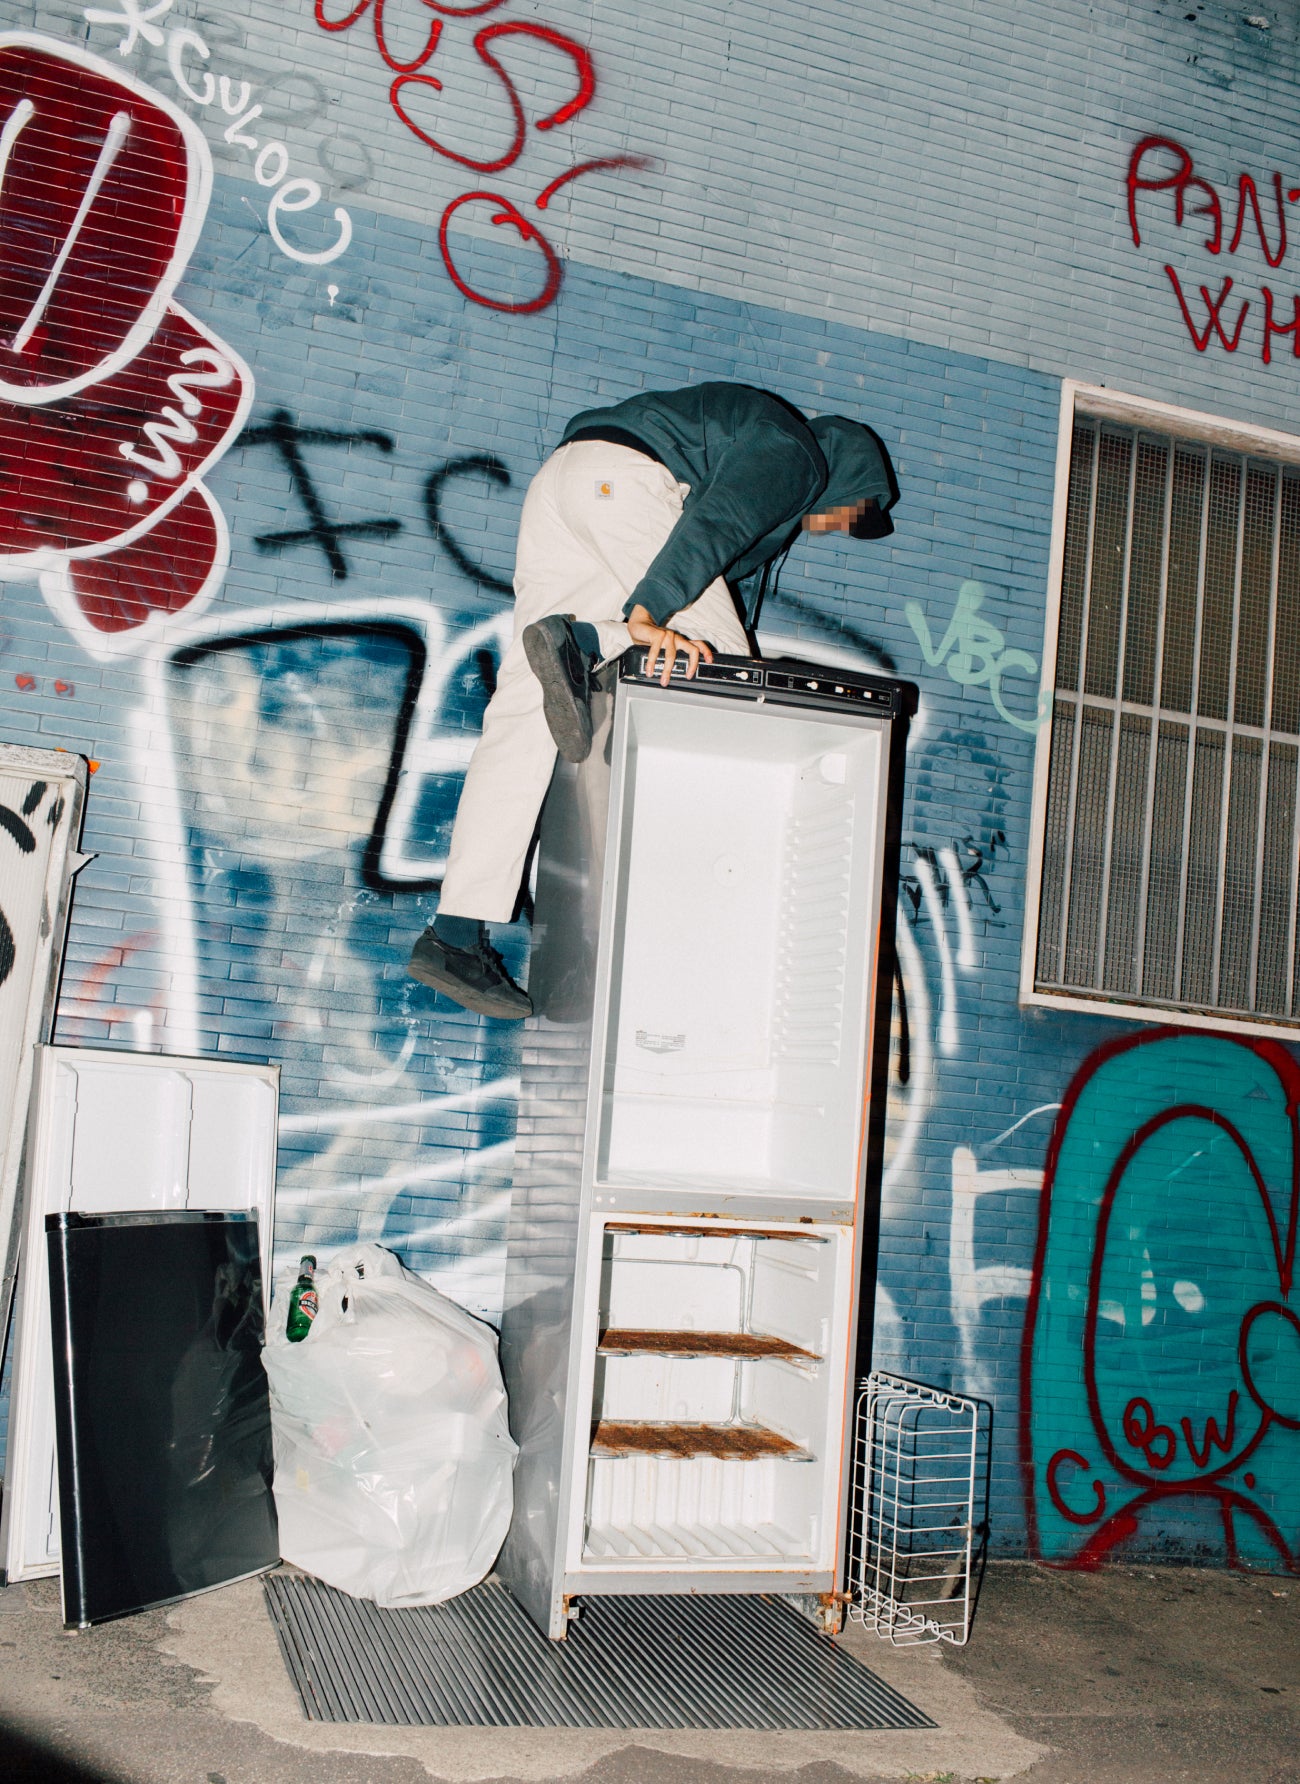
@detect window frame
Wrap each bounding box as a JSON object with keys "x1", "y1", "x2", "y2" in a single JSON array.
[{"x1": 1020, "y1": 380, "x2": 1300, "y2": 1040}]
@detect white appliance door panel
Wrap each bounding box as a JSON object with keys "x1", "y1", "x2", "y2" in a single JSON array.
[{"x1": 1, "y1": 1047, "x2": 278, "y2": 1583}]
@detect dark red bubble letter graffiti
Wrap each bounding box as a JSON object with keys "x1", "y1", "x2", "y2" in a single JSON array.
[{"x1": 0, "y1": 34, "x2": 252, "y2": 655}]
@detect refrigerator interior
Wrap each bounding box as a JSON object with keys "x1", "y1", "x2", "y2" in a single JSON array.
[
  {"x1": 579, "y1": 1221, "x2": 850, "y2": 1569},
  {"x1": 597, "y1": 697, "x2": 883, "y2": 1199}
]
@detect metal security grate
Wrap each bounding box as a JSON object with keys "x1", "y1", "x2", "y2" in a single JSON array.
[
  {"x1": 263, "y1": 1573, "x2": 935, "y2": 1730},
  {"x1": 849, "y1": 1373, "x2": 989, "y2": 1647},
  {"x1": 1035, "y1": 416, "x2": 1300, "y2": 1026}
]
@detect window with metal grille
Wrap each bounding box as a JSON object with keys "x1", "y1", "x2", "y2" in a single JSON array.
[{"x1": 1030, "y1": 409, "x2": 1300, "y2": 1031}]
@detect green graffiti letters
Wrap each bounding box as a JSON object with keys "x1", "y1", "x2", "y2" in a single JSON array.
[{"x1": 905, "y1": 579, "x2": 1047, "y2": 733}]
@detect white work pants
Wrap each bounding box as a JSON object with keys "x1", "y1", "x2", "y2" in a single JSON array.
[{"x1": 438, "y1": 440, "x2": 752, "y2": 921}]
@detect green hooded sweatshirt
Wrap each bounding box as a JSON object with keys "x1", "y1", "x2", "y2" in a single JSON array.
[{"x1": 559, "y1": 381, "x2": 898, "y2": 629}]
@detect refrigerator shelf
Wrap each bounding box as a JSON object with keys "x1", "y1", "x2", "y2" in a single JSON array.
[
  {"x1": 603, "y1": 1222, "x2": 828, "y2": 1244},
  {"x1": 584, "y1": 1518, "x2": 808, "y2": 1563},
  {"x1": 598, "y1": 1328, "x2": 821, "y2": 1362},
  {"x1": 591, "y1": 1420, "x2": 812, "y2": 1462}
]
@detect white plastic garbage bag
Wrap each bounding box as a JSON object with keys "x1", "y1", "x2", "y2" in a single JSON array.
[{"x1": 263, "y1": 1242, "x2": 517, "y2": 1606}]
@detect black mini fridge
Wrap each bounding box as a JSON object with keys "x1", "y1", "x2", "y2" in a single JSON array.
[{"x1": 46, "y1": 1209, "x2": 278, "y2": 1628}]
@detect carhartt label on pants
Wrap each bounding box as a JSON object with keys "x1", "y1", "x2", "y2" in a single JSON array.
[{"x1": 595, "y1": 479, "x2": 615, "y2": 498}]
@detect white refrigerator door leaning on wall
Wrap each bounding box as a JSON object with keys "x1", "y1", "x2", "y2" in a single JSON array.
[
  {"x1": 0, "y1": 744, "x2": 91, "y2": 1359},
  {"x1": 0, "y1": 1046, "x2": 279, "y2": 1584}
]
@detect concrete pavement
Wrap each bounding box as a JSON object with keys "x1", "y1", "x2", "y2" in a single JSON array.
[{"x1": 0, "y1": 1563, "x2": 1295, "y2": 1783}]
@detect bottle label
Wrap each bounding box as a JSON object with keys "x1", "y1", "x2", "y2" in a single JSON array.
[{"x1": 298, "y1": 1288, "x2": 319, "y2": 1323}]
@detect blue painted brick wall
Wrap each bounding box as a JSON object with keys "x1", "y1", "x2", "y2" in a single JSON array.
[{"x1": 1, "y1": 0, "x2": 1296, "y2": 1564}]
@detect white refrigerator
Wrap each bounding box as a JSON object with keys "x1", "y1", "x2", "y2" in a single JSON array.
[{"x1": 498, "y1": 653, "x2": 911, "y2": 1639}]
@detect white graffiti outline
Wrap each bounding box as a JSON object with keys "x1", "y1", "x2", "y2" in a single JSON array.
[
  {"x1": 130, "y1": 594, "x2": 520, "y2": 1296},
  {"x1": 950, "y1": 1144, "x2": 1043, "y2": 1400},
  {"x1": 85, "y1": 0, "x2": 352, "y2": 265},
  {"x1": 37, "y1": 474, "x2": 235, "y2": 664}
]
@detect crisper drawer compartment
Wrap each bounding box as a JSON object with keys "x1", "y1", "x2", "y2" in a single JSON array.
[
  {"x1": 585, "y1": 1454, "x2": 819, "y2": 1565},
  {"x1": 579, "y1": 1221, "x2": 851, "y2": 1569}
]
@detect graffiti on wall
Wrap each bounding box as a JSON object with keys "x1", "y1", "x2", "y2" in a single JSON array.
[
  {"x1": 41, "y1": 580, "x2": 525, "y2": 1309},
  {"x1": 0, "y1": 34, "x2": 252, "y2": 657},
  {"x1": 83, "y1": 0, "x2": 353, "y2": 265},
  {"x1": 1128, "y1": 134, "x2": 1300, "y2": 365},
  {"x1": 1023, "y1": 1028, "x2": 1300, "y2": 1570},
  {"x1": 309, "y1": 0, "x2": 653, "y2": 312},
  {"x1": 0, "y1": 18, "x2": 1061, "y2": 1418},
  {"x1": 0, "y1": 10, "x2": 535, "y2": 1306},
  {"x1": 905, "y1": 581, "x2": 1045, "y2": 734}
]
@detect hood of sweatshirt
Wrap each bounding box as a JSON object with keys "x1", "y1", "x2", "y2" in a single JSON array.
[{"x1": 807, "y1": 414, "x2": 899, "y2": 537}]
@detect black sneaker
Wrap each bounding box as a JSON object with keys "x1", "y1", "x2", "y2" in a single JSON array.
[
  {"x1": 408, "y1": 928, "x2": 532, "y2": 1019},
  {"x1": 522, "y1": 615, "x2": 593, "y2": 763}
]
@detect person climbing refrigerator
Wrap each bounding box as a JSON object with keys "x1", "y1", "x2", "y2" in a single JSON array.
[{"x1": 408, "y1": 380, "x2": 900, "y2": 1019}]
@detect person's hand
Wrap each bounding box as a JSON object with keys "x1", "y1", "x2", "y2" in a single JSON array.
[{"x1": 626, "y1": 604, "x2": 714, "y2": 686}]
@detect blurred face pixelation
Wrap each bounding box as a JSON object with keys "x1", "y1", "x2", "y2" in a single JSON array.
[{"x1": 802, "y1": 499, "x2": 874, "y2": 534}]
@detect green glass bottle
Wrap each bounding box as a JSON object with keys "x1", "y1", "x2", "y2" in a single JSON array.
[{"x1": 285, "y1": 1254, "x2": 319, "y2": 1342}]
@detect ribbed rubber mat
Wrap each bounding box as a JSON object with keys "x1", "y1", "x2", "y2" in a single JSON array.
[{"x1": 263, "y1": 1574, "x2": 935, "y2": 1730}]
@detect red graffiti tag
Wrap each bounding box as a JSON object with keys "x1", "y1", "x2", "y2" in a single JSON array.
[
  {"x1": 391, "y1": 24, "x2": 594, "y2": 173},
  {"x1": 1122, "y1": 1397, "x2": 1177, "y2": 1471},
  {"x1": 1181, "y1": 1392, "x2": 1239, "y2": 1469},
  {"x1": 1163, "y1": 267, "x2": 1248, "y2": 352},
  {"x1": 1023, "y1": 1027, "x2": 1300, "y2": 1575},
  {"x1": 309, "y1": 0, "x2": 653, "y2": 313},
  {"x1": 315, "y1": 0, "x2": 443, "y2": 74},
  {"x1": 1046, "y1": 1449, "x2": 1107, "y2": 1525},
  {"x1": 438, "y1": 192, "x2": 562, "y2": 314},
  {"x1": 1263, "y1": 288, "x2": 1300, "y2": 364},
  {"x1": 1128, "y1": 134, "x2": 1300, "y2": 367}
]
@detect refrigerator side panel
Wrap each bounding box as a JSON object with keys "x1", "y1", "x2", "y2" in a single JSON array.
[
  {"x1": 497, "y1": 680, "x2": 617, "y2": 1634},
  {"x1": 833, "y1": 715, "x2": 900, "y2": 1594}
]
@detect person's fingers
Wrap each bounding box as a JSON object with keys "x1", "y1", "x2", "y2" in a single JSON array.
[{"x1": 638, "y1": 627, "x2": 717, "y2": 683}]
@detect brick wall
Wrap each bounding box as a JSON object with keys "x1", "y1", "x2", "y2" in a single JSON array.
[{"x1": 1, "y1": 0, "x2": 1296, "y2": 1564}]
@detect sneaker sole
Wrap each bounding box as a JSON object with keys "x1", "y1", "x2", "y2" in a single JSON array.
[
  {"x1": 523, "y1": 621, "x2": 593, "y2": 764},
  {"x1": 408, "y1": 948, "x2": 532, "y2": 1020}
]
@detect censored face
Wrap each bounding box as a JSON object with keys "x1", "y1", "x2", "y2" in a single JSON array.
[{"x1": 802, "y1": 499, "x2": 874, "y2": 534}]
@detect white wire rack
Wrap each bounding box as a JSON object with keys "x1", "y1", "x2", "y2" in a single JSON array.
[{"x1": 848, "y1": 1370, "x2": 990, "y2": 1646}]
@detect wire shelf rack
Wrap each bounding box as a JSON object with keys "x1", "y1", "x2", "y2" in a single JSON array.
[{"x1": 848, "y1": 1370, "x2": 991, "y2": 1646}]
